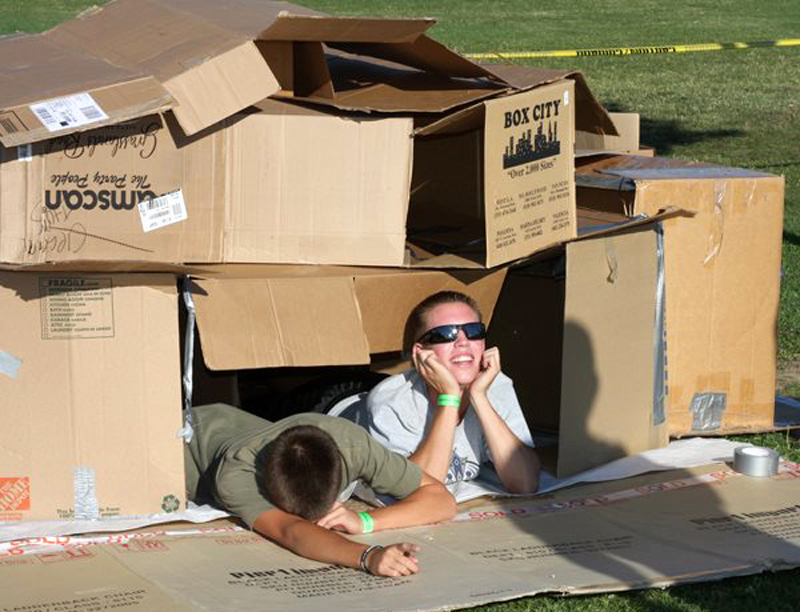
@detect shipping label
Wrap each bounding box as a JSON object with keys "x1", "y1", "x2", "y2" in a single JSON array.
[
  {"x1": 38, "y1": 277, "x2": 114, "y2": 340},
  {"x1": 29, "y1": 93, "x2": 108, "y2": 133},
  {"x1": 138, "y1": 189, "x2": 187, "y2": 233}
]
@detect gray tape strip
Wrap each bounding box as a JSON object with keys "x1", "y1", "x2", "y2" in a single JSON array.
[
  {"x1": 180, "y1": 276, "x2": 196, "y2": 442},
  {"x1": 73, "y1": 466, "x2": 100, "y2": 520},
  {"x1": 652, "y1": 225, "x2": 666, "y2": 426},
  {"x1": 690, "y1": 392, "x2": 727, "y2": 431},
  {"x1": 733, "y1": 446, "x2": 779, "y2": 477},
  {"x1": 0, "y1": 350, "x2": 22, "y2": 379}
]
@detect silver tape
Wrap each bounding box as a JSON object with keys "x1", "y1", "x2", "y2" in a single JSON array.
[
  {"x1": 690, "y1": 392, "x2": 726, "y2": 431},
  {"x1": 733, "y1": 446, "x2": 779, "y2": 477},
  {"x1": 0, "y1": 350, "x2": 22, "y2": 379},
  {"x1": 73, "y1": 466, "x2": 100, "y2": 520},
  {"x1": 179, "y1": 276, "x2": 196, "y2": 443},
  {"x1": 651, "y1": 224, "x2": 666, "y2": 426}
]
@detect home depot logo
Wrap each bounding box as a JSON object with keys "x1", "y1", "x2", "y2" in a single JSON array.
[
  {"x1": 502, "y1": 98, "x2": 562, "y2": 169},
  {"x1": 0, "y1": 478, "x2": 31, "y2": 512}
]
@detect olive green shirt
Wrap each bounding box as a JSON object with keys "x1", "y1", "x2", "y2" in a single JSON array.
[{"x1": 184, "y1": 403, "x2": 422, "y2": 528}]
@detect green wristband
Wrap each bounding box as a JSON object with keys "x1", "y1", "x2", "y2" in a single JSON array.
[
  {"x1": 437, "y1": 394, "x2": 461, "y2": 407},
  {"x1": 359, "y1": 511, "x2": 374, "y2": 534}
]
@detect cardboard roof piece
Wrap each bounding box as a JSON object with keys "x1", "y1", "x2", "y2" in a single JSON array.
[
  {"x1": 576, "y1": 154, "x2": 784, "y2": 436},
  {"x1": 42, "y1": 1, "x2": 616, "y2": 134},
  {"x1": 42, "y1": 0, "x2": 498, "y2": 135},
  {"x1": 3, "y1": 463, "x2": 800, "y2": 609},
  {"x1": 0, "y1": 33, "x2": 172, "y2": 147},
  {"x1": 187, "y1": 264, "x2": 507, "y2": 370}
]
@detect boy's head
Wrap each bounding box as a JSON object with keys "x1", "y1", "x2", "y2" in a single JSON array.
[{"x1": 261, "y1": 425, "x2": 342, "y2": 521}]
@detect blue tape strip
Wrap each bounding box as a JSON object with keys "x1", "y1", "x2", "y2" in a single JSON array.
[{"x1": 0, "y1": 350, "x2": 22, "y2": 379}]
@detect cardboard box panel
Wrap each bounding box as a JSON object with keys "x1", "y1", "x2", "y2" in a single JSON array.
[
  {"x1": 190, "y1": 265, "x2": 507, "y2": 371},
  {"x1": 576, "y1": 156, "x2": 784, "y2": 435},
  {"x1": 489, "y1": 225, "x2": 668, "y2": 478},
  {"x1": 0, "y1": 272, "x2": 185, "y2": 521},
  {"x1": 0, "y1": 35, "x2": 172, "y2": 147}
]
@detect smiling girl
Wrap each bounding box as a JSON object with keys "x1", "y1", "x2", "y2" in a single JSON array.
[{"x1": 345, "y1": 291, "x2": 540, "y2": 494}]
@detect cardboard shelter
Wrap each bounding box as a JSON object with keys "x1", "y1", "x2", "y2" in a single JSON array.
[
  {"x1": 0, "y1": 271, "x2": 185, "y2": 521},
  {"x1": 575, "y1": 155, "x2": 785, "y2": 436},
  {"x1": 0, "y1": 0, "x2": 617, "y2": 269}
]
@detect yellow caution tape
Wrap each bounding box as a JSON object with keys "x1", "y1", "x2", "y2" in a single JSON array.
[{"x1": 466, "y1": 38, "x2": 800, "y2": 60}]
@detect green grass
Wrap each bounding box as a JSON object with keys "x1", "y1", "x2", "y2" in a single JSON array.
[{"x1": 4, "y1": 1, "x2": 800, "y2": 610}]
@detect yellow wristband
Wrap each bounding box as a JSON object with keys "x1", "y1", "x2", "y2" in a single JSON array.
[
  {"x1": 359, "y1": 511, "x2": 374, "y2": 534},
  {"x1": 437, "y1": 394, "x2": 460, "y2": 407}
]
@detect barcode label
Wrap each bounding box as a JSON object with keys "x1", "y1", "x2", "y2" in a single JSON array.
[
  {"x1": 138, "y1": 190, "x2": 188, "y2": 233},
  {"x1": 0, "y1": 117, "x2": 18, "y2": 135},
  {"x1": 29, "y1": 93, "x2": 108, "y2": 133},
  {"x1": 17, "y1": 144, "x2": 33, "y2": 162}
]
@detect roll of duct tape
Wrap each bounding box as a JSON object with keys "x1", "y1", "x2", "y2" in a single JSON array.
[{"x1": 733, "y1": 446, "x2": 780, "y2": 477}]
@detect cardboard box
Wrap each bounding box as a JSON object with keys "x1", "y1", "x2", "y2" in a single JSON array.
[
  {"x1": 187, "y1": 264, "x2": 508, "y2": 372},
  {"x1": 0, "y1": 271, "x2": 185, "y2": 521},
  {"x1": 408, "y1": 80, "x2": 576, "y2": 268},
  {"x1": 1, "y1": 2, "x2": 616, "y2": 269},
  {"x1": 488, "y1": 222, "x2": 669, "y2": 477},
  {"x1": 575, "y1": 155, "x2": 784, "y2": 435},
  {"x1": 0, "y1": 100, "x2": 414, "y2": 266}
]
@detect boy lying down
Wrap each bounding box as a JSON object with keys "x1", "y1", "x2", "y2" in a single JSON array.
[{"x1": 184, "y1": 403, "x2": 456, "y2": 577}]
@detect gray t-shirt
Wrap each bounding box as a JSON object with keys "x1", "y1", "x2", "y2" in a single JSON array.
[
  {"x1": 184, "y1": 403, "x2": 422, "y2": 527},
  {"x1": 345, "y1": 370, "x2": 534, "y2": 485}
]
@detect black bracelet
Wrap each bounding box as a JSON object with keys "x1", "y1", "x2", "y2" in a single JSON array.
[{"x1": 359, "y1": 544, "x2": 384, "y2": 574}]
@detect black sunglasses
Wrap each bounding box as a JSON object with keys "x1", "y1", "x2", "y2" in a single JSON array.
[{"x1": 417, "y1": 322, "x2": 486, "y2": 345}]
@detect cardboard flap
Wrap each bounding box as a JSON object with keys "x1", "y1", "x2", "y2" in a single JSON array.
[
  {"x1": 576, "y1": 112, "x2": 640, "y2": 156},
  {"x1": 330, "y1": 34, "x2": 498, "y2": 79},
  {"x1": 480, "y1": 65, "x2": 617, "y2": 135},
  {"x1": 192, "y1": 276, "x2": 370, "y2": 370},
  {"x1": 259, "y1": 15, "x2": 434, "y2": 43},
  {"x1": 0, "y1": 35, "x2": 172, "y2": 147},
  {"x1": 557, "y1": 228, "x2": 667, "y2": 477}
]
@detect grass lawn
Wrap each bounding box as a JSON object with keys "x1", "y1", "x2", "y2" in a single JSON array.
[{"x1": 4, "y1": 1, "x2": 800, "y2": 610}]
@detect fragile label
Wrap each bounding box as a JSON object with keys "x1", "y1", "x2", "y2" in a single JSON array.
[
  {"x1": 38, "y1": 277, "x2": 114, "y2": 340},
  {"x1": 138, "y1": 189, "x2": 187, "y2": 232},
  {"x1": 0, "y1": 477, "x2": 31, "y2": 512},
  {"x1": 29, "y1": 92, "x2": 108, "y2": 133}
]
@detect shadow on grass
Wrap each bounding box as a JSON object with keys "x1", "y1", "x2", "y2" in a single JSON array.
[
  {"x1": 783, "y1": 231, "x2": 800, "y2": 248},
  {"x1": 603, "y1": 101, "x2": 744, "y2": 155}
]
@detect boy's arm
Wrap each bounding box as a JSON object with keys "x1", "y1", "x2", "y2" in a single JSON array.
[
  {"x1": 252, "y1": 508, "x2": 420, "y2": 577},
  {"x1": 316, "y1": 472, "x2": 456, "y2": 534}
]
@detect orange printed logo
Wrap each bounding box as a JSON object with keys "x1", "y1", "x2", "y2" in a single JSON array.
[{"x1": 0, "y1": 478, "x2": 31, "y2": 511}]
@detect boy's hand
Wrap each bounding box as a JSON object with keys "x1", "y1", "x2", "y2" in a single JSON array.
[
  {"x1": 412, "y1": 347, "x2": 461, "y2": 397},
  {"x1": 469, "y1": 346, "x2": 500, "y2": 399},
  {"x1": 367, "y1": 543, "x2": 421, "y2": 577},
  {"x1": 315, "y1": 501, "x2": 362, "y2": 534}
]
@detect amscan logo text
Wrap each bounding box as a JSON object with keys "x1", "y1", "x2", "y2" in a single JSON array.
[{"x1": 45, "y1": 190, "x2": 157, "y2": 211}]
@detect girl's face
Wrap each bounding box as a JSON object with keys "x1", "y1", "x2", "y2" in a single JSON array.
[{"x1": 415, "y1": 301, "x2": 485, "y2": 386}]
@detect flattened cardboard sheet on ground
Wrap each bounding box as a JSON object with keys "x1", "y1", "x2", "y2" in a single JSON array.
[{"x1": 5, "y1": 464, "x2": 800, "y2": 611}]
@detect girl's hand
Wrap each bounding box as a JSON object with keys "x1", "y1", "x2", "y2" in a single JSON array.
[
  {"x1": 367, "y1": 542, "x2": 421, "y2": 577},
  {"x1": 315, "y1": 502, "x2": 362, "y2": 534},
  {"x1": 469, "y1": 347, "x2": 500, "y2": 399},
  {"x1": 412, "y1": 347, "x2": 461, "y2": 397}
]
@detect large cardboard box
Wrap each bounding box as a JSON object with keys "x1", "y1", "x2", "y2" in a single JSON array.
[
  {"x1": 575, "y1": 155, "x2": 784, "y2": 436},
  {"x1": 0, "y1": 272, "x2": 185, "y2": 521},
  {"x1": 488, "y1": 222, "x2": 669, "y2": 477},
  {"x1": 0, "y1": 101, "x2": 413, "y2": 266}
]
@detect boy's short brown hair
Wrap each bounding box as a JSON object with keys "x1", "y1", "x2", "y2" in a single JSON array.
[{"x1": 260, "y1": 425, "x2": 342, "y2": 521}]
